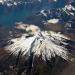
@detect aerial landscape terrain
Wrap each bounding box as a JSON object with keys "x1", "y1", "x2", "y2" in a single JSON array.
[{"x1": 0, "y1": 0, "x2": 75, "y2": 75}]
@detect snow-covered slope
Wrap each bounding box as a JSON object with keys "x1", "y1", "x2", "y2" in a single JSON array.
[
  {"x1": 5, "y1": 24, "x2": 74, "y2": 62},
  {"x1": 0, "y1": 0, "x2": 71, "y2": 7}
]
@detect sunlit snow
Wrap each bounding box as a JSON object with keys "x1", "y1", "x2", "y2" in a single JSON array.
[
  {"x1": 47, "y1": 19, "x2": 59, "y2": 24},
  {"x1": 5, "y1": 24, "x2": 74, "y2": 62}
]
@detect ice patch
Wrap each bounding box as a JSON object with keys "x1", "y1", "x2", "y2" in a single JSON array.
[{"x1": 47, "y1": 19, "x2": 59, "y2": 24}]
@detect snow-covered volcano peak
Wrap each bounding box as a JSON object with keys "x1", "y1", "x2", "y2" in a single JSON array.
[{"x1": 5, "y1": 24, "x2": 74, "y2": 62}]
